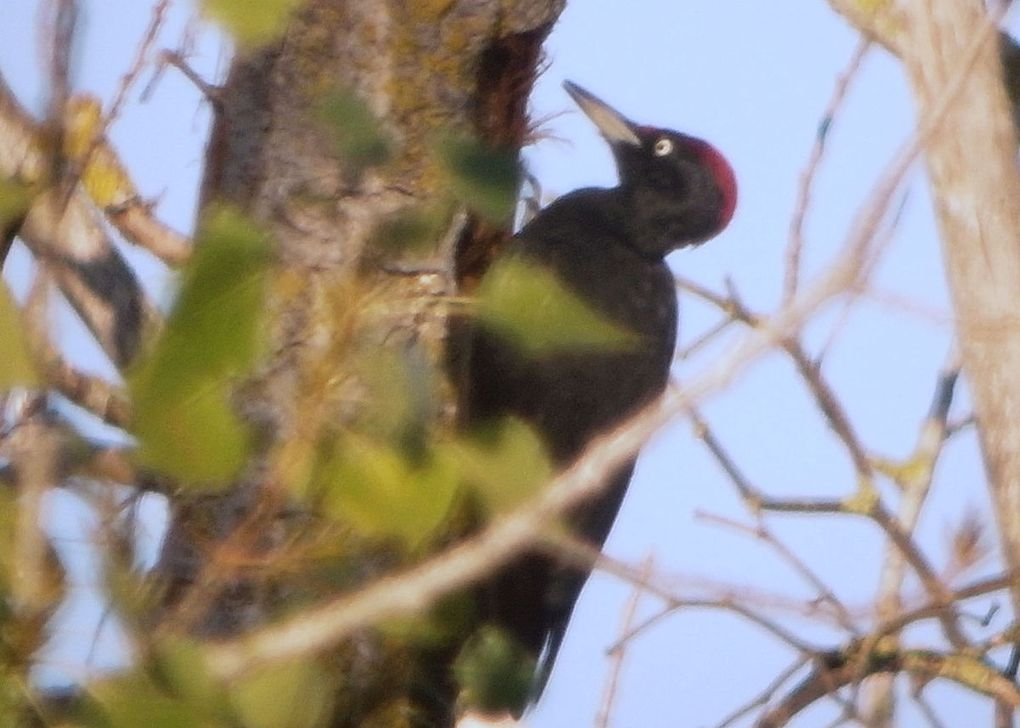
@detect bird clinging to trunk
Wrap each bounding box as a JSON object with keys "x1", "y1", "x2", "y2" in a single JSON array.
[{"x1": 461, "y1": 81, "x2": 737, "y2": 709}]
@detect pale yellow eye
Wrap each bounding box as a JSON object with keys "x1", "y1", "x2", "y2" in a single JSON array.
[{"x1": 653, "y1": 138, "x2": 673, "y2": 156}]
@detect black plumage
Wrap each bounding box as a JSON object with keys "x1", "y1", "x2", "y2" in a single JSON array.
[{"x1": 463, "y1": 81, "x2": 737, "y2": 704}]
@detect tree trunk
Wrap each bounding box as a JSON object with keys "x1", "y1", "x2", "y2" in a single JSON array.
[{"x1": 155, "y1": 1, "x2": 563, "y2": 725}]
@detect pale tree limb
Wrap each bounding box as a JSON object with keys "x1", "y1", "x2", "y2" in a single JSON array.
[{"x1": 895, "y1": 0, "x2": 1020, "y2": 638}]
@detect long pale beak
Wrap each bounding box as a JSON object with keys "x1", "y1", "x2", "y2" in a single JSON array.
[{"x1": 563, "y1": 81, "x2": 642, "y2": 147}]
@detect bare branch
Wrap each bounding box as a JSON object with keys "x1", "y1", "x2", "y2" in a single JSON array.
[
  {"x1": 107, "y1": 199, "x2": 191, "y2": 266},
  {"x1": 693, "y1": 508, "x2": 855, "y2": 633},
  {"x1": 756, "y1": 647, "x2": 1020, "y2": 728},
  {"x1": 785, "y1": 37, "x2": 870, "y2": 301},
  {"x1": 106, "y1": 0, "x2": 172, "y2": 127},
  {"x1": 0, "y1": 71, "x2": 161, "y2": 367},
  {"x1": 679, "y1": 280, "x2": 873, "y2": 477},
  {"x1": 714, "y1": 656, "x2": 810, "y2": 728},
  {"x1": 157, "y1": 49, "x2": 221, "y2": 103},
  {"x1": 694, "y1": 402, "x2": 968, "y2": 648},
  {"x1": 596, "y1": 555, "x2": 653, "y2": 728}
]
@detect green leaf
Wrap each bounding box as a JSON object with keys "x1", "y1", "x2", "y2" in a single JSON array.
[
  {"x1": 128, "y1": 205, "x2": 270, "y2": 486},
  {"x1": 0, "y1": 491, "x2": 16, "y2": 596},
  {"x1": 88, "y1": 671, "x2": 206, "y2": 728},
  {"x1": 434, "y1": 134, "x2": 518, "y2": 223},
  {"x1": 152, "y1": 638, "x2": 229, "y2": 719},
  {"x1": 150, "y1": 636, "x2": 225, "y2": 713},
  {"x1": 229, "y1": 659, "x2": 332, "y2": 728},
  {"x1": 0, "y1": 177, "x2": 32, "y2": 234},
  {"x1": 318, "y1": 90, "x2": 391, "y2": 172},
  {"x1": 350, "y1": 344, "x2": 435, "y2": 450},
  {"x1": 317, "y1": 436, "x2": 460, "y2": 549},
  {"x1": 0, "y1": 281, "x2": 38, "y2": 388},
  {"x1": 450, "y1": 418, "x2": 550, "y2": 514},
  {"x1": 132, "y1": 380, "x2": 250, "y2": 486},
  {"x1": 201, "y1": 0, "x2": 301, "y2": 48},
  {"x1": 454, "y1": 626, "x2": 535, "y2": 715},
  {"x1": 369, "y1": 204, "x2": 449, "y2": 255},
  {"x1": 476, "y1": 255, "x2": 639, "y2": 357}
]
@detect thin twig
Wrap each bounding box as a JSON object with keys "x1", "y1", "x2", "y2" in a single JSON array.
[
  {"x1": 692, "y1": 372, "x2": 968, "y2": 648},
  {"x1": 597, "y1": 556, "x2": 654, "y2": 728},
  {"x1": 911, "y1": 688, "x2": 949, "y2": 728},
  {"x1": 714, "y1": 656, "x2": 810, "y2": 728},
  {"x1": 680, "y1": 280, "x2": 874, "y2": 477},
  {"x1": 785, "y1": 37, "x2": 871, "y2": 302},
  {"x1": 158, "y1": 49, "x2": 221, "y2": 102},
  {"x1": 813, "y1": 190, "x2": 911, "y2": 367},
  {"x1": 106, "y1": 0, "x2": 172, "y2": 126},
  {"x1": 693, "y1": 507, "x2": 856, "y2": 632}
]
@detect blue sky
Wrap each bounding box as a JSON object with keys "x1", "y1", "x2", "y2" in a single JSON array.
[{"x1": 1, "y1": 1, "x2": 1008, "y2": 726}]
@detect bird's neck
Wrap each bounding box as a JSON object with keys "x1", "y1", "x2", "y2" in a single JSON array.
[{"x1": 525, "y1": 186, "x2": 666, "y2": 261}]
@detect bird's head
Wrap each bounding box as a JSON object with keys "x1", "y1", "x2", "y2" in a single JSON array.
[{"x1": 564, "y1": 80, "x2": 737, "y2": 258}]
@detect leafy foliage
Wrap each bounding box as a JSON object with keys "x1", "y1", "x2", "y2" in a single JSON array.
[
  {"x1": 434, "y1": 134, "x2": 519, "y2": 223},
  {"x1": 453, "y1": 626, "x2": 536, "y2": 714},
  {"x1": 128, "y1": 205, "x2": 270, "y2": 486},
  {"x1": 450, "y1": 418, "x2": 551, "y2": 515},
  {"x1": 316, "y1": 435, "x2": 461, "y2": 550},
  {"x1": 0, "y1": 177, "x2": 32, "y2": 236},
  {"x1": 370, "y1": 204, "x2": 450, "y2": 255},
  {"x1": 229, "y1": 658, "x2": 333, "y2": 728},
  {"x1": 476, "y1": 255, "x2": 640, "y2": 357},
  {"x1": 318, "y1": 90, "x2": 392, "y2": 173}
]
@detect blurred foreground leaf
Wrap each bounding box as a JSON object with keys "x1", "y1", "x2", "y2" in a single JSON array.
[
  {"x1": 201, "y1": 0, "x2": 301, "y2": 48},
  {"x1": 434, "y1": 134, "x2": 518, "y2": 223},
  {"x1": 0, "y1": 281, "x2": 38, "y2": 388},
  {"x1": 454, "y1": 626, "x2": 535, "y2": 715},
  {"x1": 64, "y1": 96, "x2": 138, "y2": 208},
  {"x1": 351, "y1": 344, "x2": 435, "y2": 450},
  {"x1": 476, "y1": 256, "x2": 639, "y2": 357},
  {"x1": 318, "y1": 90, "x2": 391, "y2": 172},
  {"x1": 129, "y1": 205, "x2": 270, "y2": 486},
  {"x1": 451, "y1": 418, "x2": 550, "y2": 514},
  {"x1": 317, "y1": 436, "x2": 460, "y2": 550},
  {"x1": 229, "y1": 658, "x2": 332, "y2": 728},
  {"x1": 87, "y1": 670, "x2": 211, "y2": 728},
  {"x1": 153, "y1": 638, "x2": 231, "y2": 721},
  {"x1": 370, "y1": 204, "x2": 448, "y2": 255},
  {"x1": 0, "y1": 177, "x2": 32, "y2": 235}
]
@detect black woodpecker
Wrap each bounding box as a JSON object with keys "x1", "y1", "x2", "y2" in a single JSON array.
[{"x1": 463, "y1": 80, "x2": 737, "y2": 706}]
